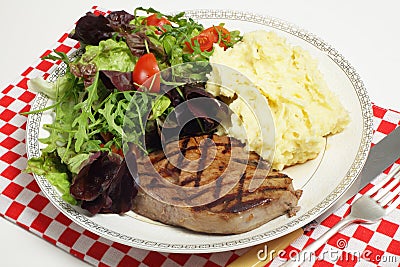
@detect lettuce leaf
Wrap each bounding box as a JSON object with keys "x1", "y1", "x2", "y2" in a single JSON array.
[
  {"x1": 26, "y1": 152, "x2": 77, "y2": 205},
  {"x1": 28, "y1": 71, "x2": 76, "y2": 100},
  {"x1": 78, "y1": 39, "x2": 136, "y2": 72}
]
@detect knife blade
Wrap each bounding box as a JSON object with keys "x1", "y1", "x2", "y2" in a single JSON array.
[
  {"x1": 313, "y1": 125, "x2": 400, "y2": 224},
  {"x1": 227, "y1": 126, "x2": 400, "y2": 267}
]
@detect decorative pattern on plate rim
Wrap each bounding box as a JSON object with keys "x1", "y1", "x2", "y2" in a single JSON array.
[{"x1": 26, "y1": 9, "x2": 373, "y2": 252}]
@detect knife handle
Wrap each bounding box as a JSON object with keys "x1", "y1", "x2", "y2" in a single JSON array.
[{"x1": 227, "y1": 228, "x2": 304, "y2": 267}]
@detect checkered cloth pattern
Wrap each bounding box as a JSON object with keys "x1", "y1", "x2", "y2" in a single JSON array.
[{"x1": 0, "y1": 6, "x2": 399, "y2": 267}]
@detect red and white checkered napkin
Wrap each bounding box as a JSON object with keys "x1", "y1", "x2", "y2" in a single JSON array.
[{"x1": 1, "y1": 6, "x2": 400, "y2": 267}]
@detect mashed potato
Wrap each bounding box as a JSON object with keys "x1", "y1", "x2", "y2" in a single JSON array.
[{"x1": 206, "y1": 30, "x2": 349, "y2": 170}]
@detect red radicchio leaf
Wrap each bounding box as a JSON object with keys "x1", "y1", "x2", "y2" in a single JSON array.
[
  {"x1": 106, "y1": 10, "x2": 135, "y2": 29},
  {"x1": 183, "y1": 83, "x2": 227, "y2": 120},
  {"x1": 69, "y1": 12, "x2": 114, "y2": 45},
  {"x1": 70, "y1": 151, "x2": 137, "y2": 214},
  {"x1": 160, "y1": 82, "x2": 231, "y2": 144},
  {"x1": 125, "y1": 32, "x2": 167, "y2": 61},
  {"x1": 103, "y1": 150, "x2": 138, "y2": 213},
  {"x1": 164, "y1": 83, "x2": 229, "y2": 135},
  {"x1": 99, "y1": 70, "x2": 135, "y2": 91}
]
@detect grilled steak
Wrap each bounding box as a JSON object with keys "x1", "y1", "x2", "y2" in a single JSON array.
[{"x1": 132, "y1": 134, "x2": 302, "y2": 234}]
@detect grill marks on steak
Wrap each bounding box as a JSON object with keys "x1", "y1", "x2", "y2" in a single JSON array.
[
  {"x1": 159, "y1": 133, "x2": 245, "y2": 188},
  {"x1": 132, "y1": 134, "x2": 302, "y2": 234},
  {"x1": 197, "y1": 172, "x2": 295, "y2": 214}
]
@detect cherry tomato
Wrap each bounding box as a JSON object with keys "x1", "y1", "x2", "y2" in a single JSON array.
[
  {"x1": 100, "y1": 142, "x2": 123, "y2": 157},
  {"x1": 143, "y1": 13, "x2": 171, "y2": 34},
  {"x1": 202, "y1": 26, "x2": 231, "y2": 49},
  {"x1": 132, "y1": 53, "x2": 160, "y2": 93},
  {"x1": 111, "y1": 145, "x2": 124, "y2": 157},
  {"x1": 185, "y1": 32, "x2": 214, "y2": 52},
  {"x1": 186, "y1": 25, "x2": 231, "y2": 52}
]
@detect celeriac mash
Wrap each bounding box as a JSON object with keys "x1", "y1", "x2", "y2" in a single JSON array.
[{"x1": 206, "y1": 30, "x2": 349, "y2": 170}]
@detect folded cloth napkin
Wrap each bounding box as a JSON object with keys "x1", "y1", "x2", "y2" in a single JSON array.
[{"x1": 0, "y1": 6, "x2": 399, "y2": 267}]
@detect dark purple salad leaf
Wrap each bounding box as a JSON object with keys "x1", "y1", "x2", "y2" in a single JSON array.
[
  {"x1": 69, "y1": 11, "x2": 136, "y2": 46},
  {"x1": 106, "y1": 10, "x2": 136, "y2": 31},
  {"x1": 183, "y1": 83, "x2": 230, "y2": 130},
  {"x1": 125, "y1": 32, "x2": 166, "y2": 61},
  {"x1": 70, "y1": 151, "x2": 137, "y2": 214},
  {"x1": 161, "y1": 83, "x2": 229, "y2": 138},
  {"x1": 124, "y1": 32, "x2": 148, "y2": 58},
  {"x1": 69, "y1": 12, "x2": 114, "y2": 45},
  {"x1": 70, "y1": 11, "x2": 166, "y2": 62},
  {"x1": 162, "y1": 85, "x2": 182, "y2": 108},
  {"x1": 70, "y1": 62, "x2": 98, "y2": 87},
  {"x1": 105, "y1": 11, "x2": 165, "y2": 60},
  {"x1": 99, "y1": 70, "x2": 135, "y2": 91},
  {"x1": 183, "y1": 83, "x2": 223, "y2": 117},
  {"x1": 81, "y1": 192, "x2": 111, "y2": 214},
  {"x1": 70, "y1": 152, "x2": 121, "y2": 201},
  {"x1": 102, "y1": 155, "x2": 138, "y2": 213},
  {"x1": 144, "y1": 120, "x2": 162, "y2": 152},
  {"x1": 183, "y1": 83, "x2": 213, "y2": 99}
]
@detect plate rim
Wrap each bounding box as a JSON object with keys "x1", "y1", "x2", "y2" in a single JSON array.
[{"x1": 26, "y1": 8, "x2": 373, "y2": 253}]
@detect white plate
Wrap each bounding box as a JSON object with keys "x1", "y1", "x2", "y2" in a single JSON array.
[{"x1": 26, "y1": 9, "x2": 373, "y2": 253}]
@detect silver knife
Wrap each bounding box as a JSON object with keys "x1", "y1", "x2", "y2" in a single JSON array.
[{"x1": 308, "y1": 125, "x2": 400, "y2": 228}]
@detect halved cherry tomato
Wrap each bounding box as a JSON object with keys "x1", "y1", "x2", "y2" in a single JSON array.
[
  {"x1": 186, "y1": 25, "x2": 231, "y2": 52},
  {"x1": 100, "y1": 143, "x2": 124, "y2": 157},
  {"x1": 132, "y1": 53, "x2": 160, "y2": 93},
  {"x1": 143, "y1": 13, "x2": 171, "y2": 34},
  {"x1": 185, "y1": 32, "x2": 214, "y2": 52},
  {"x1": 202, "y1": 26, "x2": 231, "y2": 50},
  {"x1": 111, "y1": 145, "x2": 124, "y2": 157}
]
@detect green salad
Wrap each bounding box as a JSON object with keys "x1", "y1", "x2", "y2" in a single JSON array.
[{"x1": 26, "y1": 7, "x2": 242, "y2": 214}]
